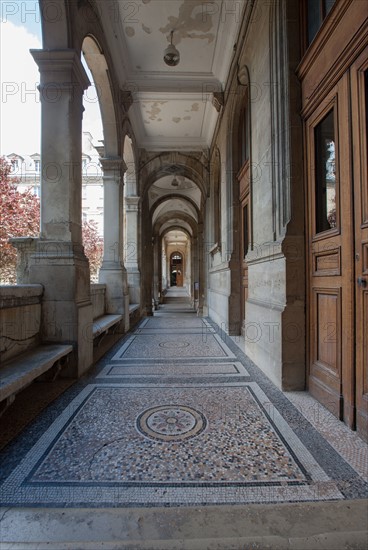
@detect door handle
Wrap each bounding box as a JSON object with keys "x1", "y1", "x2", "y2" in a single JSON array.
[{"x1": 357, "y1": 277, "x2": 367, "y2": 288}]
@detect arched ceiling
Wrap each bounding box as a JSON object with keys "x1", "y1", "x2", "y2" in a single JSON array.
[
  {"x1": 94, "y1": 0, "x2": 245, "y2": 151},
  {"x1": 159, "y1": 219, "x2": 193, "y2": 237},
  {"x1": 152, "y1": 197, "x2": 198, "y2": 225},
  {"x1": 163, "y1": 229, "x2": 189, "y2": 249},
  {"x1": 149, "y1": 175, "x2": 201, "y2": 210}
]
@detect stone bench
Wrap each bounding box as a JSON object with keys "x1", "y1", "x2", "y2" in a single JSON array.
[
  {"x1": 92, "y1": 314, "x2": 123, "y2": 344},
  {"x1": 0, "y1": 344, "x2": 73, "y2": 416}
]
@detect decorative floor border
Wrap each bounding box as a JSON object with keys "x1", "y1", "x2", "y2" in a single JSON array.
[
  {"x1": 96, "y1": 362, "x2": 250, "y2": 379},
  {"x1": 111, "y1": 333, "x2": 236, "y2": 361}
]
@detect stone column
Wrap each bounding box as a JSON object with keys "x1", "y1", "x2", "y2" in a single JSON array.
[
  {"x1": 124, "y1": 196, "x2": 141, "y2": 306},
  {"x1": 192, "y1": 234, "x2": 199, "y2": 311},
  {"x1": 99, "y1": 158, "x2": 130, "y2": 331},
  {"x1": 152, "y1": 237, "x2": 160, "y2": 309},
  {"x1": 198, "y1": 222, "x2": 205, "y2": 315},
  {"x1": 28, "y1": 49, "x2": 93, "y2": 377}
]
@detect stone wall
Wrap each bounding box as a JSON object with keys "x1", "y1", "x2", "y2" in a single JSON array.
[
  {"x1": 0, "y1": 285, "x2": 43, "y2": 363},
  {"x1": 207, "y1": 0, "x2": 305, "y2": 390}
]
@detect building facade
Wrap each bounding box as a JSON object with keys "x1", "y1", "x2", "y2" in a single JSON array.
[{"x1": 6, "y1": 132, "x2": 104, "y2": 236}]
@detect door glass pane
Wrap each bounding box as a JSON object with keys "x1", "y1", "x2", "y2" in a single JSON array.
[
  {"x1": 308, "y1": 0, "x2": 321, "y2": 44},
  {"x1": 365, "y1": 69, "x2": 368, "y2": 158},
  {"x1": 324, "y1": 0, "x2": 335, "y2": 16},
  {"x1": 315, "y1": 109, "x2": 337, "y2": 233}
]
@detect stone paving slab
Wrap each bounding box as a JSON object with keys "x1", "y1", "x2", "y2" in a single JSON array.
[{"x1": 1, "y1": 500, "x2": 367, "y2": 550}]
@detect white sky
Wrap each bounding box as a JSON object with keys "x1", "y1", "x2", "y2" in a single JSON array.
[{"x1": 0, "y1": 3, "x2": 103, "y2": 155}]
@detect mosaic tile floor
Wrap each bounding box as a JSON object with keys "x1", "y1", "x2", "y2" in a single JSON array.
[{"x1": 0, "y1": 299, "x2": 367, "y2": 508}]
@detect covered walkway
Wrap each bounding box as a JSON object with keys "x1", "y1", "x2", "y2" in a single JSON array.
[{"x1": 0, "y1": 293, "x2": 367, "y2": 547}]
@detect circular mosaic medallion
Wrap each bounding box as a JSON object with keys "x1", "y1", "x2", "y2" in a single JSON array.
[
  {"x1": 159, "y1": 341, "x2": 190, "y2": 349},
  {"x1": 136, "y1": 405, "x2": 207, "y2": 442}
]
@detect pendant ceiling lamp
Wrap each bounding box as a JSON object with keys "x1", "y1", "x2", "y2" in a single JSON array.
[{"x1": 164, "y1": 30, "x2": 180, "y2": 67}]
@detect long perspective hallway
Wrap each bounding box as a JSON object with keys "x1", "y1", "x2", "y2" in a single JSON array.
[{"x1": 1, "y1": 291, "x2": 368, "y2": 547}]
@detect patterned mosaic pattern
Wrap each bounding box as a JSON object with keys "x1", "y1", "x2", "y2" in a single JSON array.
[
  {"x1": 0, "y1": 311, "x2": 367, "y2": 508},
  {"x1": 111, "y1": 333, "x2": 235, "y2": 360},
  {"x1": 0, "y1": 383, "x2": 342, "y2": 505},
  {"x1": 137, "y1": 404, "x2": 207, "y2": 441},
  {"x1": 142, "y1": 317, "x2": 206, "y2": 329},
  {"x1": 285, "y1": 391, "x2": 368, "y2": 483},
  {"x1": 96, "y1": 362, "x2": 249, "y2": 378}
]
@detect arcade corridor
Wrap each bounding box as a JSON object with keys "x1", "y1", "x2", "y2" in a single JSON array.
[{"x1": 1, "y1": 290, "x2": 367, "y2": 547}]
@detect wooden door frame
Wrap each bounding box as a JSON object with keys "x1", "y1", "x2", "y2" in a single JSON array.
[
  {"x1": 351, "y1": 47, "x2": 368, "y2": 440},
  {"x1": 238, "y1": 159, "x2": 251, "y2": 335}
]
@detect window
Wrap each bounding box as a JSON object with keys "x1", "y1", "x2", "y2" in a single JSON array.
[
  {"x1": 34, "y1": 160, "x2": 40, "y2": 173},
  {"x1": 243, "y1": 204, "x2": 249, "y2": 257},
  {"x1": 365, "y1": 69, "x2": 368, "y2": 158},
  {"x1": 315, "y1": 109, "x2": 337, "y2": 233},
  {"x1": 239, "y1": 98, "x2": 249, "y2": 167},
  {"x1": 307, "y1": 0, "x2": 336, "y2": 45},
  {"x1": 11, "y1": 159, "x2": 19, "y2": 172}
]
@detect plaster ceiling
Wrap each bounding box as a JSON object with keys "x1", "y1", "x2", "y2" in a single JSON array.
[
  {"x1": 149, "y1": 174, "x2": 201, "y2": 209},
  {"x1": 152, "y1": 197, "x2": 198, "y2": 225},
  {"x1": 97, "y1": 0, "x2": 244, "y2": 150},
  {"x1": 159, "y1": 219, "x2": 193, "y2": 237},
  {"x1": 164, "y1": 230, "x2": 189, "y2": 248}
]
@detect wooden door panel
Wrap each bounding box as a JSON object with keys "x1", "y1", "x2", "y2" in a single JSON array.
[
  {"x1": 316, "y1": 291, "x2": 339, "y2": 372},
  {"x1": 310, "y1": 287, "x2": 342, "y2": 417}
]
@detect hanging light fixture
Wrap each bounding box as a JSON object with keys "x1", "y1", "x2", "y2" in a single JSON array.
[{"x1": 164, "y1": 30, "x2": 180, "y2": 67}]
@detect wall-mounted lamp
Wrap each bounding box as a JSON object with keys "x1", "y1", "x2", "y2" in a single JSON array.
[{"x1": 164, "y1": 30, "x2": 180, "y2": 67}]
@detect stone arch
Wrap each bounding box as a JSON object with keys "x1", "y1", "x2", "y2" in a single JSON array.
[
  {"x1": 149, "y1": 194, "x2": 201, "y2": 222},
  {"x1": 140, "y1": 152, "x2": 208, "y2": 204},
  {"x1": 82, "y1": 35, "x2": 118, "y2": 156}
]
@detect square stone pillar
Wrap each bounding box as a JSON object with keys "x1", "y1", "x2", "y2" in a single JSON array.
[
  {"x1": 124, "y1": 196, "x2": 141, "y2": 306},
  {"x1": 99, "y1": 158, "x2": 130, "y2": 331},
  {"x1": 28, "y1": 49, "x2": 93, "y2": 377}
]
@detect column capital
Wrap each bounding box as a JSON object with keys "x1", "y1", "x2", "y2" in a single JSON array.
[
  {"x1": 100, "y1": 157, "x2": 127, "y2": 175},
  {"x1": 31, "y1": 49, "x2": 90, "y2": 91},
  {"x1": 125, "y1": 195, "x2": 140, "y2": 211}
]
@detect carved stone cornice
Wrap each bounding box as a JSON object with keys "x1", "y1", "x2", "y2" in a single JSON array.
[
  {"x1": 30, "y1": 49, "x2": 90, "y2": 91},
  {"x1": 212, "y1": 92, "x2": 224, "y2": 113}
]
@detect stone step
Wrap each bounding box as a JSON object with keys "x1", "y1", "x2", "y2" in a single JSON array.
[{"x1": 1, "y1": 501, "x2": 367, "y2": 549}]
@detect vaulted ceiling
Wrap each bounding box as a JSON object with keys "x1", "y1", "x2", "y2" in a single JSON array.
[
  {"x1": 90, "y1": 0, "x2": 245, "y2": 244},
  {"x1": 97, "y1": 0, "x2": 244, "y2": 151}
]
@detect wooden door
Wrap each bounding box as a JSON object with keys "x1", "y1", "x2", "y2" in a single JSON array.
[
  {"x1": 238, "y1": 160, "x2": 250, "y2": 335},
  {"x1": 306, "y1": 73, "x2": 355, "y2": 427},
  {"x1": 352, "y1": 48, "x2": 368, "y2": 441},
  {"x1": 176, "y1": 267, "x2": 183, "y2": 287}
]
